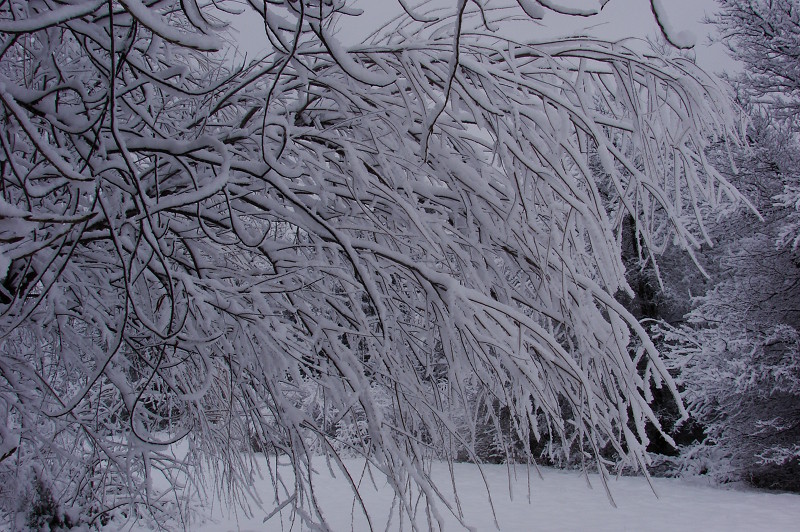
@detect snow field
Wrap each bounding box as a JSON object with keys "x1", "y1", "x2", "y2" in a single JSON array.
[{"x1": 132, "y1": 457, "x2": 800, "y2": 531}]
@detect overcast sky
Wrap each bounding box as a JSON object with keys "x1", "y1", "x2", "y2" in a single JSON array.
[{"x1": 230, "y1": 0, "x2": 735, "y2": 73}]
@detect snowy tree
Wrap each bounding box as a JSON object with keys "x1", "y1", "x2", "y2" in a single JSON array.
[
  {"x1": 660, "y1": 121, "x2": 800, "y2": 487},
  {"x1": 659, "y1": 0, "x2": 800, "y2": 490},
  {"x1": 0, "y1": 0, "x2": 743, "y2": 527},
  {"x1": 715, "y1": 0, "x2": 800, "y2": 123}
]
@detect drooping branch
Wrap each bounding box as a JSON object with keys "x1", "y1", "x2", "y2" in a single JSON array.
[{"x1": 0, "y1": 0, "x2": 743, "y2": 528}]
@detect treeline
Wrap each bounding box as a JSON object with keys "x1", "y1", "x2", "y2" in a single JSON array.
[{"x1": 625, "y1": 0, "x2": 800, "y2": 492}]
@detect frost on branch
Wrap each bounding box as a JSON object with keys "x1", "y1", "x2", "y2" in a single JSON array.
[{"x1": 0, "y1": 0, "x2": 740, "y2": 528}]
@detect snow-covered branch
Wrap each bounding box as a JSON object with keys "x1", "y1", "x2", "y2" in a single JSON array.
[{"x1": 0, "y1": 0, "x2": 742, "y2": 528}]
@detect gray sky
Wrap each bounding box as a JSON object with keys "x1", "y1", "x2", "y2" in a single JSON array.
[{"x1": 230, "y1": 0, "x2": 735, "y2": 73}]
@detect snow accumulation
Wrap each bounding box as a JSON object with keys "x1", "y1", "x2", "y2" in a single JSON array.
[
  {"x1": 649, "y1": 0, "x2": 696, "y2": 49},
  {"x1": 128, "y1": 457, "x2": 800, "y2": 532}
]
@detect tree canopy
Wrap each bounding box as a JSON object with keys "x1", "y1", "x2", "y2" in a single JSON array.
[{"x1": 0, "y1": 0, "x2": 743, "y2": 528}]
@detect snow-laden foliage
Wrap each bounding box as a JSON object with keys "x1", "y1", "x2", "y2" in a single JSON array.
[
  {"x1": 660, "y1": 206, "x2": 800, "y2": 484},
  {"x1": 713, "y1": 0, "x2": 800, "y2": 249},
  {"x1": 656, "y1": 0, "x2": 800, "y2": 490},
  {"x1": 0, "y1": 0, "x2": 741, "y2": 527},
  {"x1": 714, "y1": 0, "x2": 800, "y2": 123},
  {"x1": 660, "y1": 123, "x2": 800, "y2": 488}
]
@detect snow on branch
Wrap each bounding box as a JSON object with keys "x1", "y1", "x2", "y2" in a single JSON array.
[
  {"x1": 0, "y1": 0, "x2": 741, "y2": 528},
  {"x1": 649, "y1": 0, "x2": 697, "y2": 49}
]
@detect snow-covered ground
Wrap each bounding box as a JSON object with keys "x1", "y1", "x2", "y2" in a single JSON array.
[{"x1": 129, "y1": 457, "x2": 800, "y2": 531}]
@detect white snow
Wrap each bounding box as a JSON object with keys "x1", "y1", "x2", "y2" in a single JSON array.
[
  {"x1": 650, "y1": 0, "x2": 696, "y2": 49},
  {"x1": 128, "y1": 457, "x2": 800, "y2": 531},
  {"x1": 517, "y1": 0, "x2": 545, "y2": 20},
  {"x1": 0, "y1": 250, "x2": 9, "y2": 283}
]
